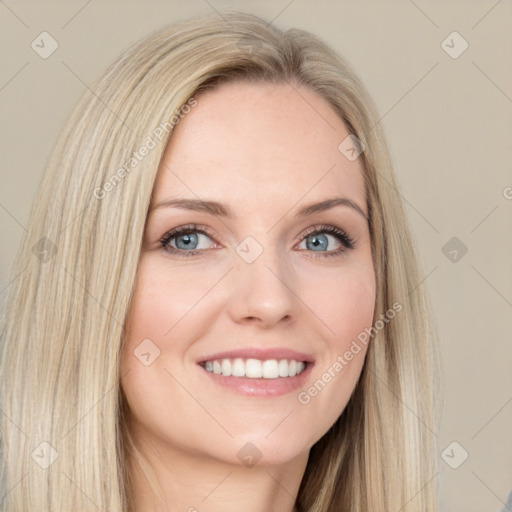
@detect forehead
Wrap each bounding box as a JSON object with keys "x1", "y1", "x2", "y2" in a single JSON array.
[{"x1": 152, "y1": 81, "x2": 366, "y2": 217}]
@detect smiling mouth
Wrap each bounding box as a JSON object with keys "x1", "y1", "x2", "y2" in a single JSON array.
[{"x1": 199, "y1": 357, "x2": 308, "y2": 379}]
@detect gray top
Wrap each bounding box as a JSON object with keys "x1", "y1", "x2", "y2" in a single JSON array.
[{"x1": 498, "y1": 490, "x2": 512, "y2": 512}]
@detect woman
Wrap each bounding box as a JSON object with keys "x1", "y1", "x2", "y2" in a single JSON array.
[{"x1": 0, "y1": 11, "x2": 439, "y2": 512}]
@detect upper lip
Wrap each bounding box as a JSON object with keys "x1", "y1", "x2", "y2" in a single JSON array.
[{"x1": 197, "y1": 348, "x2": 315, "y2": 364}]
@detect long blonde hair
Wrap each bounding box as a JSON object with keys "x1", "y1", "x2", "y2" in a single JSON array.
[{"x1": 0, "y1": 11, "x2": 439, "y2": 511}]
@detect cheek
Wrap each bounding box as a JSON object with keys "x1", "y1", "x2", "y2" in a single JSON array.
[
  {"x1": 293, "y1": 258, "x2": 375, "y2": 430},
  {"x1": 326, "y1": 270, "x2": 375, "y2": 347},
  {"x1": 119, "y1": 254, "x2": 221, "y2": 409},
  {"x1": 300, "y1": 255, "x2": 376, "y2": 350},
  {"x1": 119, "y1": 260, "x2": 178, "y2": 401},
  {"x1": 122, "y1": 256, "x2": 212, "y2": 348},
  {"x1": 119, "y1": 260, "x2": 196, "y2": 440}
]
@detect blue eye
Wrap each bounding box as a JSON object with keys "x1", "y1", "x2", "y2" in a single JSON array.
[
  {"x1": 160, "y1": 224, "x2": 213, "y2": 254},
  {"x1": 159, "y1": 223, "x2": 355, "y2": 258},
  {"x1": 296, "y1": 225, "x2": 355, "y2": 258}
]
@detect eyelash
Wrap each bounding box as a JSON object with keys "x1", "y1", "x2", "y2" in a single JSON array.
[{"x1": 159, "y1": 223, "x2": 356, "y2": 259}]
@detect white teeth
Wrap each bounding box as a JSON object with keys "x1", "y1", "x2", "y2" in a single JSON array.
[
  {"x1": 232, "y1": 358, "x2": 245, "y2": 377},
  {"x1": 262, "y1": 359, "x2": 279, "y2": 379},
  {"x1": 202, "y1": 358, "x2": 308, "y2": 379},
  {"x1": 245, "y1": 358, "x2": 263, "y2": 378},
  {"x1": 221, "y1": 359, "x2": 232, "y2": 376},
  {"x1": 278, "y1": 359, "x2": 288, "y2": 377},
  {"x1": 213, "y1": 360, "x2": 222, "y2": 375}
]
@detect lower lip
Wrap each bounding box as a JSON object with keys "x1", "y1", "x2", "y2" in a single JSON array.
[{"x1": 198, "y1": 363, "x2": 314, "y2": 397}]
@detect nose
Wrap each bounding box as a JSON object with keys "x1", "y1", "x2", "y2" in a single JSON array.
[{"x1": 226, "y1": 249, "x2": 298, "y2": 328}]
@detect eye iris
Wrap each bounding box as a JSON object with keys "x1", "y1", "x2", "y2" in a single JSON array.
[
  {"x1": 176, "y1": 232, "x2": 198, "y2": 250},
  {"x1": 306, "y1": 233, "x2": 328, "y2": 251}
]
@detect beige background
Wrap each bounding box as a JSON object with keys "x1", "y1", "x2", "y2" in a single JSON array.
[{"x1": 1, "y1": 1, "x2": 511, "y2": 510}]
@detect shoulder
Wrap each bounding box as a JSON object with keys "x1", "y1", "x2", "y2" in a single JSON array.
[{"x1": 498, "y1": 489, "x2": 512, "y2": 512}]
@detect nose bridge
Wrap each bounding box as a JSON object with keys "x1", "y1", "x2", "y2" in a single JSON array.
[{"x1": 228, "y1": 235, "x2": 297, "y2": 325}]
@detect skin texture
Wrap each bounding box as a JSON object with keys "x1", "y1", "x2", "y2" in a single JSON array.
[{"x1": 120, "y1": 80, "x2": 376, "y2": 512}]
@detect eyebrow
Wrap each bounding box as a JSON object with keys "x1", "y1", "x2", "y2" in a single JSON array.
[{"x1": 151, "y1": 196, "x2": 368, "y2": 221}]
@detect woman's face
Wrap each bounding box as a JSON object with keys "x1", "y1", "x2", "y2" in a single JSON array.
[{"x1": 120, "y1": 80, "x2": 376, "y2": 467}]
